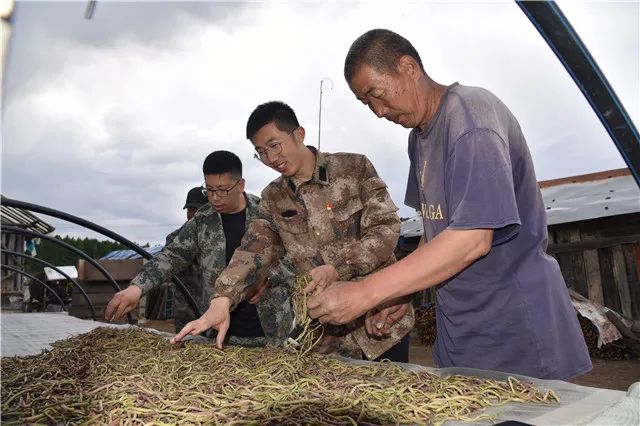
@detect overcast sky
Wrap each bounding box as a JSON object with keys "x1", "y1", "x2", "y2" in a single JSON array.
[{"x1": 2, "y1": 1, "x2": 638, "y2": 246}]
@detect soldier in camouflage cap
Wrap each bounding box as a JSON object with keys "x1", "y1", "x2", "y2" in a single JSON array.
[
  {"x1": 105, "y1": 151, "x2": 286, "y2": 347},
  {"x1": 172, "y1": 101, "x2": 414, "y2": 362}
]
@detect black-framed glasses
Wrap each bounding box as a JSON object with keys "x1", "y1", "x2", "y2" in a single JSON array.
[
  {"x1": 253, "y1": 129, "x2": 297, "y2": 162},
  {"x1": 201, "y1": 179, "x2": 241, "y2": 198}
]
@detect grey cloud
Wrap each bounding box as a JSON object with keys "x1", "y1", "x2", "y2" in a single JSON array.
[
  {"x1": 4, "y1": 1, "x2": 247, "y2": 95},
  {"x1": 2, "y1": 1, "x2": 636, "y2": 245}
]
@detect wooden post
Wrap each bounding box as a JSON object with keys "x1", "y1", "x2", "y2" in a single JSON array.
[
  {"x1": 612, "y1": 246, "x2": 633, "y2": 318},
  {"x1": 623, "y1": 244, "x2": 640, "y2": 319},
  {"x1": 582, "y1": 231, "x2": 604, "y2": 305},
  {"x1": 599, "y1": 248, "x2": 622, "y2": 313},
  {"x1": 556, "y1": 227, "x2": 587, "y2": 296}
]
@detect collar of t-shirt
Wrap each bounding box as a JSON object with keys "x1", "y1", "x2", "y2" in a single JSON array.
[
  {"x1": 415, "y1": 82, "x2": 460, "y2": 138},
  {"x1": 221, "y1": 208, "x2": 247, "y2": 266}
]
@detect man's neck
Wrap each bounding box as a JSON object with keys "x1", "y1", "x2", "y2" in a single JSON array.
[
  {"x1": 224, "y1": 194, "x2": 247, "y2": 215},
  {"x1": 417, "y1": 79, "x2": 448, "y2": 132},
  {"x1": 292, "y1": 147, "x2": 317, "y2": 184}
]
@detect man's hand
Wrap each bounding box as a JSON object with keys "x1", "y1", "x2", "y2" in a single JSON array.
[
  {"x1": 245, "y1": 279, "x2": 268, "y2": 304},
  {"x1": 365, "y1": 300, "x2": 411, "y2": 337},
  {"x1": 104, "y1": 285, "x2": 142, "y2": 321},
  {"x1": 307, "y1": 280, "x2": 373, "y2": 325},
  {"x1": 304, "y1": 264, "x2": 339, "y2": 295},
  {"x1": 170, "y1": 297, "x2": 232, "y2": 348}
]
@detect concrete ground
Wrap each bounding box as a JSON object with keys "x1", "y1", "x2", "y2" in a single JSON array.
[{"x1": 142, "y1": 320, "x2": 638, "y2": 392}]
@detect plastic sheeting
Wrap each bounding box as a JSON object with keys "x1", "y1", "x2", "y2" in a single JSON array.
[{"x1": 1, "y1": 313, "x2": 637, "y2": 425}]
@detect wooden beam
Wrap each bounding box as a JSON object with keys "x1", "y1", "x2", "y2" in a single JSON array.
[{"x1": 547, "y1": 234, "x2": 640, "y2": 254}]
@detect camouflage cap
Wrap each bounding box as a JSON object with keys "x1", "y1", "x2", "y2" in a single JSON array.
[{"x1": 183, "y1": 187, "x2": 209, "y2": 209}]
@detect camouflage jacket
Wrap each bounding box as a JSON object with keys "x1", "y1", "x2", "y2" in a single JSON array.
[
  {"x1": 131, "y1": 193, "x2": 286, "y2": 346},
  {"x1": 212, "y1": 150, "x2": 415, "y2": 359},
  {"x1": 163, "y1": 226, "x2": 204, "y2": 333}
]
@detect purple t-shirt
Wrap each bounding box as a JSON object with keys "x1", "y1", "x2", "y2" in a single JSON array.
[{"x1": 405, "y1": 83, "x2": 591, "y2": 380}]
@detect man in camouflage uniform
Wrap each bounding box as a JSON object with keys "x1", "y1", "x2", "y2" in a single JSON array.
[
  {"x1": 105, "y1": 186, "x2": 208, "y2": 330},
  {"x1": 159, "y1": 186, "x2": 208, "y2": 332},
  {"x1": 105, "y1": 151, "x2": 289, "y2": 347},
  {"x1": 173, "y1": 101, "x2": 414, "y2": 362}
]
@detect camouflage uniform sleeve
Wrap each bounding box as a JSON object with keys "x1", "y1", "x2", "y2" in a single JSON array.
[
  {"x1": 333, "y1": 156, "x2": 401, "y2": 280},
  {"x1": 212, "y1": 197, "x2": 285, "y2": 306},
  {"x1": 130, "y1": 219, "x2": 199, "y2": 296},
  {"x1": 164, "y1": 227, "x2": 181, "y2": 246}
]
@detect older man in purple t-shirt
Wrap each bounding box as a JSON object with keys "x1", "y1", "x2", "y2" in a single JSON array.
[{"x1": 307, "y1": 29, "x2": 591, "y2": 380}]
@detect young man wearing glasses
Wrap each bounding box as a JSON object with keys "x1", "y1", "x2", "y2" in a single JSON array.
[
  {"x1": 105, "y1": 151, "x2": 295, "y2": 346},
  {"x1": 172, "y1": 101, "x2": 414, "y2": 362}
]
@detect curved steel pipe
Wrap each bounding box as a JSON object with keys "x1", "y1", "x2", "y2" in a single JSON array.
[
  {"x1": 1, "y1": 225, "x2": 133, "y2": 324},
  {"x1": 1, "y1": 264, "x2": 67, "y2": 310},
  {"x1": 2, "y1": 250, "x2": 97, "y2": 320},
  {"x1": 2, "y1": 198, "x2": 201, "y2": 318},
  {"x1": 516, "y1": 1, "x2": 640, "y2": 187}
]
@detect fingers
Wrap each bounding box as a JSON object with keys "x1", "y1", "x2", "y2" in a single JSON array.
[
  {"x1": 304, "y1": 279, "x2": 319, "y2": 295},
  {"x1": 365, "y1": 309, "x2": 376, "y2": 335},
  {"x1": 305, "y1": 265, "x2": 338, "y2": 295},
  {"x1": 215, "y1": 321, "x2": 229, "y2": 349},
  {"x1": 105, "y1": 286, "x2": 141, "y2": 321},
  {"x1": 387, "y1": 303, "x2": 409, "y2": 324},
  {"x1": 304, "y1": 265, "x2": 327, "y2": 294},
  {"x1": 365, "y1": 303, "x2": 410, "y2": 337},
  {"x1": 371, "y1": 309, "x2": 390, "y2": 337},
  {"x1": 171, "y1": 322, "x2": 196, "y2": 344},
  {"x1": 117, "y1": 300, "x2": 135, "y2": 321},
  {"x1": 306, "y1": 292, "x2": 322, "y2": 312},
  {"x1": 104, "y1": 295, "x2": 119, "y2": 320},
  {"x1": 308, "y1": 269, "x2": 324, "y2": 293},
  {"x1": 316, "y1": 314, "x2": 333, "y2": 325},
  {"x1": 375, "y1": 308, "x2": 390, "y2": 331},
  {"x1": 365, "y1": 307, "x2": 397, "y2": 338}
]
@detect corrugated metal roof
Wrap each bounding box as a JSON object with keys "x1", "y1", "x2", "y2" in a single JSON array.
[
  {"x1": 1, "y1": 196, "x2": 55, "y2": 234},
  {"x1": 401, "y1": 168, "x2": 640, "y2": 237},
  {"x1": 540, "y1": 168, "x2": 639, "y2": 225},
  {"x1": 44, "y1": 266, "x2": 78, "y2": 281},
  {"x1": 100, "y1": 245, "x2": 163, "y2": 260}
]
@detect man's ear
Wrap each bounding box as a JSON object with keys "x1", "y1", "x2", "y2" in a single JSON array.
[
  {"x1": 238, "y1": 178, "x2": 246, "y2": 192},
  {"x1": 293, "y1": 126, "x2": 306, "y2": 144},
  {"x1": 397, "y1": 55, "x2": 420, "y2": 80}
]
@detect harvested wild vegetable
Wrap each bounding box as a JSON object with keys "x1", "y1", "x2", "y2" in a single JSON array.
[
  {"x1": 1, "y1": 327, "x2": 559, "y2": 425},
  {"x1": 285, "y1": 274, "x2": 324, "y2": 356}
]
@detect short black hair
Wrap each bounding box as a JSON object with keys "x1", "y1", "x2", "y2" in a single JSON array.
[
  {"x1": 202, "y1": 150, "x2": 242, "y2": 179},
  {"x1": 246, "y1": 101, "x2": 300, "y2": 140},
  {"x1": 344, "y1": 29, "x2": 424, "y2": 83}
]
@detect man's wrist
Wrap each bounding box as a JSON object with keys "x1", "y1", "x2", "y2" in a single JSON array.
[
  {"x1": 128, "y1": 282, "x2": 145, "y2": 296},
  {"x1": 358, "y1": 277, "x2": 382, "y2": 312},
  {"x1": 210, "y1": 296, "x2": 233, "y2": 309}
]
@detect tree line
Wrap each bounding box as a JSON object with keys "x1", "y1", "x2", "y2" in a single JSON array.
[{"x1": 25, "y1": 236, "x2": 143, "y2": 273}]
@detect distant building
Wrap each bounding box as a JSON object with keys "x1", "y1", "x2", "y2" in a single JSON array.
[{"x1": 100, "y1": 245, "x2": 164, "y2": 260}]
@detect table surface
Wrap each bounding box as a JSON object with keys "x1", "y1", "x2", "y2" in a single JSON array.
[{"x1": 2, "y1": 312, "x2": 637, "y2": 425}]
